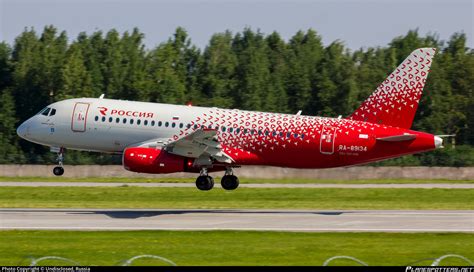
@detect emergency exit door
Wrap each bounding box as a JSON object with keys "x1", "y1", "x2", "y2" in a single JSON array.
[
  {"x1": 71, "y1": 102, "x2": 90, "y2": 132},
  {"x1": 320, "y1": 126, "x2": 337, "y2": 154}
]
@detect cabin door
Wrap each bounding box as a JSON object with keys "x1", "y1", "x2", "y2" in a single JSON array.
[
  {"x1": 71, "y1": 102, "x2": 90, "y2": 132},
  {"x1": 320, "y1": 126, "x2": 337, "y2": 154}
]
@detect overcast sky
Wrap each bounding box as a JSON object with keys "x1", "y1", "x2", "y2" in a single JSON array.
[{"x1": 0, "y1": 0, "x2": 472, "y2": 50}]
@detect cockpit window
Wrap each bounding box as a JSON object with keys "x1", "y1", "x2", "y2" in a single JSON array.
[
  {"x1": 36, "y1": 107, "x2": 48, "y2": 115},
  {"x1": 41, "y1": 108, "x2": 51, "y2": 116},
  {"x1": 36, "y1": 107, "x2": 56, "y2": 116}
]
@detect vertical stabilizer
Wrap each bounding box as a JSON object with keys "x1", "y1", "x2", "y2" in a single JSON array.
[{"x1": 349, "y1": 48, "x2": 436, "y2": 128}]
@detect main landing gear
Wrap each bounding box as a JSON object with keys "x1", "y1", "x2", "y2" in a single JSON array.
[
  {"x1": 195, "y1": 167, "x2": 239, "y2": 191},
  {"x1": 53, "y1": 147, "x2": 65, "y2": 176},
  {"x1": 221, "y1": 167, "x2": 239, "y2": 190},
  {"x1": 195, "y1": 168, "x2": 214, "y2": 191}
]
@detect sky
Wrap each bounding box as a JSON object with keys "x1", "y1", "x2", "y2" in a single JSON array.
[{"x1": 0, "y1": 0, "x2": 472, "y2": 50}]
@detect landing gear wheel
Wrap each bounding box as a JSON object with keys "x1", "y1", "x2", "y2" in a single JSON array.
[
  {"x1": 53, "y1": 166, "x2": 64, "y2": 176},
  {"x1": 196, "y1": 175, "x2": 214, "y2": 191},
  {"x1": 221, "y1": 175, "x2": 239, "y2": 190},
  {"x1": 53, "y1": 147, "x2": 65, "y2": 176}
]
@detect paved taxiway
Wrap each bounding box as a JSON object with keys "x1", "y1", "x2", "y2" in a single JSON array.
[
  {"x1": 0, "y1": 182, "x2": 472, "y2": 188},
  {"x1": 0, "y1": 209, "x2": 472, "y2": 232}
]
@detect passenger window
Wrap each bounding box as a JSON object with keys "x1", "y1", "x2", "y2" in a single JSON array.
[
  {"x1": 123, "y1": 118, "x2": 127, "y2": 124},
  {"x1": 229, "y1": 127, "x2": 233, "y2": 133},
  {"x1": 158, "y1": 121, "x2": 162, "y2": 127},
  {"x1": 137, "y1": 119, "x2": 141, "y2": 125},
  {"x1": 165, "y1": 122, "x2": 169, "y2": 127},
  {"x1": 194, "y1": 124, "x2": 198, "y2": 129},
  {"x1": 301, "y1": 134, "x2": 305, "y2": 139},
  {"x1": 49, "y1": 108, "x2": 56, "y2": 116},
  {"x1": 287, "y1": 132, "x2": 291, "y2": 138},
  {"x1": 244, "y1": 129, "x2": 248, "y2": 134},
  {"x1": 109, "y1": 117, "x2": 113, "y2": 122},
  {"x1": 102, "y1": 116, "x2": 106, "y2": 122},
  {"x1": 187, "y1": 124, "x2": 191, "y2": 129},
  {"x1": 116, "y1": 118, "x2": 120, "y2": 123},
  {"x1": 221, "y1": 127, "x2": 226, "y2": 132},
  {"x1": 179, "y1": 123, "x2": 183, "y2": 128},
  {"x1": 144, "y1": 120, "x2": 148, "y2": 126},
  {"x1": 130, "y1": 119, "x2": 134, "y2": 125},
  {"x1": 151, "y1": 121, "x2": 155, "y2": 126},
  {"x1": 172, "y1": 122, "x2": 176, "y2": 128},
  {"x1": 272, "y1": 131, "x2": 277, "y2": 136},
  {"x1": 95, "y1": 116, "x2": 99, "y2": 121},
  {"x1": 279, "y1": 132, "x2": 284, "y2": 137}
]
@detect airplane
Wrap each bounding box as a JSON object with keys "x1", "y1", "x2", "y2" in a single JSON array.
[{"x1": 17, "y1": 48, "x2": 444, "y2": 191}]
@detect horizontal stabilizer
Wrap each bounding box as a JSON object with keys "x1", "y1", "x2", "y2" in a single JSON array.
[{"x1": 376, "y1": 134, "x2": 417, "y2": 142}]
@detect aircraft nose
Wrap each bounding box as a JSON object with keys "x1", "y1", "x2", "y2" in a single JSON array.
[{"x1": 16, "y1": 121, "x2": 29, "y2": 139}]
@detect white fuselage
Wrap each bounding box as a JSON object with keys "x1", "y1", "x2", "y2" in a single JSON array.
[{"x1": 17, "y1": 98, "x2": 224, "y2": 153}]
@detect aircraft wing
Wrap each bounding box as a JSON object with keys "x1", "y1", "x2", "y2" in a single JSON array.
[{"x1": 164, "y1": 129, "x2": 233, "y2": 164}]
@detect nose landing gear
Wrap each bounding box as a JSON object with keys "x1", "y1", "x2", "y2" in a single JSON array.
[{"x1": 53, "y1": 147, "x2": 65, "y2": 176}]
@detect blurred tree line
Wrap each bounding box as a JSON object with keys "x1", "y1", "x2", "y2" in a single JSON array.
[{"x1": 0, "y1": 26, "x2": 472, "y2": 166}]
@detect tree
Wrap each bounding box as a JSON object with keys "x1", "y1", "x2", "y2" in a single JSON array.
[
  {"x1": 232, "y1": 28, "x2": 271, "y2": 111},
  {"x1": 58, "y1": 44, "x2": 93, "y2": 99},
  {"x1": 119, "y1": 28, "x2": 148, "y2": 100},
  {"x1": 286, "y1": 29, "x2": 323, "y2": 114},
  {"x1": 102, "y1": 29, "x2": 124, "y2": 98},
  {"x1": 265, "y1": 32, "x2": 289, "y2": 113},
  {"x1": 11, "y1": 27, "x2": 42, "y2": 122},
  {"x1": 315, "y1": 41, "x2": 357, "y2": 116},
  {"x1": 75, "y1": 31, "x2": 105, "y2": 97},
  {"x1": 200, "y1": 31, "x2": 238, "y2": 108},
  {"x1": 144, "y1": 27, "x2": 201, "y2": 104},
  {"x1": 0, "y1": 42, "x2": 12, "y2": 90},
  {"x1": 0, "y1": 90, "x2": 24, "y2": 163}
]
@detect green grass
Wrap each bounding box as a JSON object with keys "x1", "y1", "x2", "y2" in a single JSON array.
[
  {"x1": 1, "y1": 187, "x2": 472, "y2": 209},
  {"x1": 0, "y1": 176, "x2": 472, "y2": 184},
  {"x1": 0, "y1": 230, "x2": 472, "y2": 266}
]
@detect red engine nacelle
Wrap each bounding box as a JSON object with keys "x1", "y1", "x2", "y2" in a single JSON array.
[{"x1": 123, "y1": 147, "x2": 194, "y2": 174}]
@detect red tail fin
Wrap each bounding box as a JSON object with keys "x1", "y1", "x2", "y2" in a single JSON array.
[{"x1": 349, "y1": 48, "x2": 436, "y2": 129}]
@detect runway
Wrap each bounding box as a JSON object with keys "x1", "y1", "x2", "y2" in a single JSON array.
[
  {"x1": 0, "y1": 209, "x2": 472, "y2": 232},
  {"x1": 0, "y1": 182, "x2": 473, "y2": 188}
]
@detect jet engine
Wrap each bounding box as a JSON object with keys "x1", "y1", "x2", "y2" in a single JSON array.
[{"x1": 123, "y1": 147, "x2": 193, "y2": 174}]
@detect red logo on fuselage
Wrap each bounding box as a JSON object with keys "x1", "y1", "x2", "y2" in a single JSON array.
[
  {"x1": 98, "y1": 107, "x2": 108, "y2": 116},
  {"x1": 97, "y1": 107, "x2": 154, "y2": 118}
]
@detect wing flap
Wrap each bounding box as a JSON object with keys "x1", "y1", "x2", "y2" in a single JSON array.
[{"x1": 165, "y1": 129, "x2": 233, "y2": 164}]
